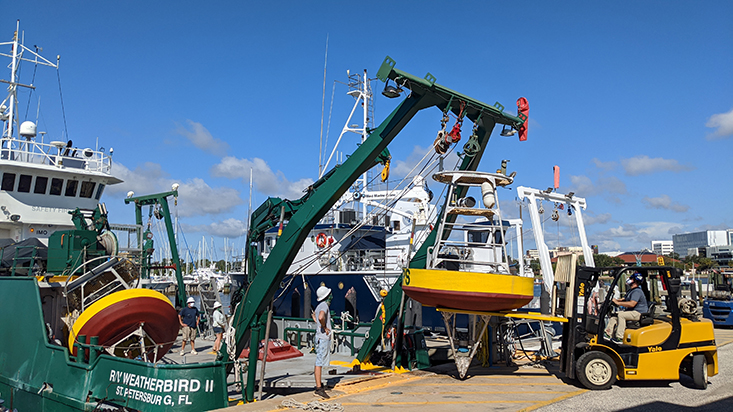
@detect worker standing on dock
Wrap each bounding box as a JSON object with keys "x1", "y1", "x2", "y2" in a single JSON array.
[
  {"x1": 179, "y1": 296, "x2": 200, "y2": 355},
  {"x1": 313, "y1": 286, "x2": 332, "y2": 399},
  {"x1": 211, "y1": 301, "x2": 226, "y2": 354}
]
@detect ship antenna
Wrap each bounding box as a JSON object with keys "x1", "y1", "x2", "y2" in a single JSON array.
[
  {"x1": 56, "y1": 55, "x2": 69, "y2": 140},
  {"x1": 318, "y1": 34, "x2": 329, "y2": 177}
]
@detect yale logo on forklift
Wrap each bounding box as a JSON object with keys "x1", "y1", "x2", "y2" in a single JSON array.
[
  {"x1": 648, "y1": 346, "x2": 662, "y2": 352},
  {"x1": 578, "y1": 283, "x2": 585, "y2": 296}
]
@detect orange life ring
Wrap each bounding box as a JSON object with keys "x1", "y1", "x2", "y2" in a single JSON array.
[{"x1": 316, "y1": 232, "x2": 328, "y2": 248}]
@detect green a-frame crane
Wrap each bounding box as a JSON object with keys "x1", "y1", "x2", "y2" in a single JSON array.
[{"x1": 227, "y1": 56, "x2": 528, "y2": 402}]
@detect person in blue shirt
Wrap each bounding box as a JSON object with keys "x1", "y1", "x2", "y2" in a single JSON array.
[
  {"x1": 605, "y1": 272, "x2": 649, "y2": 343},
  {"x1": 178, "y1": 296, "x2": 200, "y2": 355},
  {"x1": 312, "y1": 286, "x2": 332, "y2": 399}
]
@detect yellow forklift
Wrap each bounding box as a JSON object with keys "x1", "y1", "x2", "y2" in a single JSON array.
[{"x1": 560, "y1": 266, "x2": 718, "y2": 390}]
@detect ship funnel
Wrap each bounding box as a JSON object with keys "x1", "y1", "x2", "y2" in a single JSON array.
[
  {"x1": 19, "y1": 121, "x2": 37, "y2": 138},
  {"x1": 481, "y1": 182, "x2": 495, "y2": 209}
]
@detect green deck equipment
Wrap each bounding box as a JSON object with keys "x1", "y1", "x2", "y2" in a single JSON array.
[
  {"x1": 232, "y1": 56, "x2": 527, "y2": 401},
  {"x1": 124, "y1": 190, "x2": 185, "y2": 308}
]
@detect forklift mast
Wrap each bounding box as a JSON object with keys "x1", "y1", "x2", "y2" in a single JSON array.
[{"x1": 231, "y1": 56, "x2": 527, "y2": 399}]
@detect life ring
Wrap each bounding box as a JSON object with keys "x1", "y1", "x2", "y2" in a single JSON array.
[{"x1": 316, "y1": 232, "x2": 328, "y2": 248}]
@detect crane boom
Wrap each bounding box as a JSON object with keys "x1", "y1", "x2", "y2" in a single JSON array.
[{"x1": 230, "y1": 56, "x2": 527, "y2": 401}]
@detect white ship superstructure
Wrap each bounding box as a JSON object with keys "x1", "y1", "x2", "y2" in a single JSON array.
[{"x1": 0, "y1": 21, "x2": 120, "y2": 242}]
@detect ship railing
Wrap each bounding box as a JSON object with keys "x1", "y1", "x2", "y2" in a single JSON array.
[
  {"x1": 0, "y1": 136, "x2": 113, "y2": 174},
  {"x1": 109, "y1": 223, "x2": 143, "y2": 253},
  {"x1": 65, "y1": 256, "x2": 140, "y2": 312},
  {"x1": 4, "y1": 244, "x2": 40, "y2": 276},
  {"x1": 337, "y1": 248, "x2": 405, "y2": 272}
]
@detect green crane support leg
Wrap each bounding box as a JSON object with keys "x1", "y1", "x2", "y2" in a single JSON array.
[{"x1": 246, "y1": 321, "x2": 261, "y2": 402}]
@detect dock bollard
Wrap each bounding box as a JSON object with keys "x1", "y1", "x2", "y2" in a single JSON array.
[
  {"x1": 75, "y1": 335, "x2": 87, "y2": 363},
  {"x1": 89, "y1": 336, "x2": 99, "y2": 363}
]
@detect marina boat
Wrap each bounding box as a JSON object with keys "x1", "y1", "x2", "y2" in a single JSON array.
[{"x1": 192, "y1": 264, "x2": 231, "y2": 290}]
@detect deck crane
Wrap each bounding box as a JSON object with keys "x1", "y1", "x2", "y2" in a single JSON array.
[{"x1": 227, "y1": 56, "x2": 528, "y2": 401}]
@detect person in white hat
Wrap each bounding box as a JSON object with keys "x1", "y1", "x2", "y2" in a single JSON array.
[
  {"x1": 312, "y1": 285, "x2": 332, "y2": 399},
  {"x1": 211, "y1": 301, "x2": 226, "y2": 355},
  {"x1": 178, "y1": 296, "x2": 200, "y2": 355}
]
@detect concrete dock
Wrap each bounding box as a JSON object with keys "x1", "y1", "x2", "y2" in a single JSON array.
[{"x1": 198, "y1": 328, "x2": 733, "y2": 411}]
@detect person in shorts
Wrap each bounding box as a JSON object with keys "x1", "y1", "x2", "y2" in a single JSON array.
[
  {"x1": 178, "y1": 296, "x2": 200, "y2": 355},
  {"x1": 605, "y1": 272, "x2": 648, "y2": 343},
  {"x1": 211, "y1": 301, "x2": 226, "y2": 355},
  {"x1": 312, "y1": 286, "x2": 332, "y2": 399}
]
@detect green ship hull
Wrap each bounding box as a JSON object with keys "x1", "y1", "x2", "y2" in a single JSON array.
[{"x1": 0, "y1": 277, "x2": 228, "y2": 411}]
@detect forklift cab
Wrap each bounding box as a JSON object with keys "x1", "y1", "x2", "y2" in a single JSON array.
[{"x1": 561, "y1": 266, "x2": 718, "y2": 390}]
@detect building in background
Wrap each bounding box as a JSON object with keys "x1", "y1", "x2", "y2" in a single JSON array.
[
  {"x1": 673, "y1": 230, "x2": 730, "y2": 258},
  {"x1": 651, "y1": 240, "x2": 674, "y2": 255},
  {"x1": 706, "y1": 245, "x2": 733, "y2": 267}
]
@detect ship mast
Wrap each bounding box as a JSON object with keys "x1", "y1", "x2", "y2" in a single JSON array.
[{"x1": 1, "y1": 20, "x2": 58, "y2": 140}]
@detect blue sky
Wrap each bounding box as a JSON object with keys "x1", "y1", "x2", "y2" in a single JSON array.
[{"x1": 3, "y1": 1, "x2": 732, "y2": 261}]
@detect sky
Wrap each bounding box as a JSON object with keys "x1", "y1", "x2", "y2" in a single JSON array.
[{"x1": 3, "y1": 1, "x2": 732, "y2": 262}]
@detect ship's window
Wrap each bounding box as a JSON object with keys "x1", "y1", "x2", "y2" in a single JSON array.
[
  {"x1": 34, "y1": 176, "x2": 49, "y2": 194},
  {"x1": 17, "y1": 175, "x2": 32, "y2": 193},
  {"x1": 468, "y1": 230, "x2": 489, "y2": 244},
  {"x1": 1, "y1": 173, "x2": 16, "y2": 191},
  {"x1": 65, "y1": 180, "x2": 79, "y2": 197},
  {"x1": 80, "y1": 181, "x2": 95, "y2": 198},
  {"x1": 95, "y1": 184, "x2": 105, "y2": 200},
  {"x1": 49, "y1": 178, "x2": 63, "y2": 196}
]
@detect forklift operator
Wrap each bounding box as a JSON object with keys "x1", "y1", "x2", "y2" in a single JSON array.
[{"x1": 604, "y1": 272, "x2": 648, "y2": 342}]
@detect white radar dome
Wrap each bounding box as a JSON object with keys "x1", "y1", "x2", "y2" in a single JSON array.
[{"x1": 19, "y1": 121, "x2": 37, "y2": 138}]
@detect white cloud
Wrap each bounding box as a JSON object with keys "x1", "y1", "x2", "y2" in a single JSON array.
[
  {"x1": 175, "y1": 120, "x2": 230, "y2": 156},
  {"x1": 390, "y1": 145, "x2": 459, "y2": 179},
  {"x1": 620, "y1": 155, "x2": 692, "y2": 176},
  {"x1": 641, "y1": 195, "x2": 689, "y2": 213},
  {"x1": 211, "y1": 156, "x2": 313, "y2": 200},
  {"x1": 705, "y1": 108, "x2": 733, "y2": 140},
  {"x1": 182, "y1": 218, "x2": 248, "y2": 238},
  {"x1": 591, "y1": 158, "x2": 616, "y2": 171},
  {"x1": 598, "y1": 224, "x2": 638, "y2": 238},
  {"x1": 583, "y1": 213, "x2": 612, "y2": 226},
  {"x1": 108, "y1": 162, "x2": 242, "y2": 217},
  {"x1": 108, "y1": 162, "x2": 169, "y2": 195},
  {"x1": 176, "y1": 178, "x2": 242, "y2": 217},
  {"x1": 568, "y1": 175, "x2": 626, "y2": 197}
]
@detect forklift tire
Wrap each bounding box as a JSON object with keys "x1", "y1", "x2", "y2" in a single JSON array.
[
  {"x1": 576, "y1": 351, "x2": 617, "y2": 390},
  {"x1": 692, "y1": 354, "x2": 708, "y2": 389}
]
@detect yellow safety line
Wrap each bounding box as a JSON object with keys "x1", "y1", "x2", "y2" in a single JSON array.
[
  {"x1": 397, "y1": 390, "x2": 572, "y2": 395},
  {"x1": 340, "y1": 400, "x2": 536, "y2": 405},
  {"x1": 519, "y1": 389, "x2": 588, "y2": 411},
  {"x1": 401, "y1": 382, "x2": 570, "y2": 387},
  {"x1": 718, "y1": 338, "x2": 733, "y2": 347},
  {"x1": 262, "y1": 374, "x2": 428, "y2": 412},
  {"x1": 436, "y1": 307, "x2": 568, "y2": 323}
]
